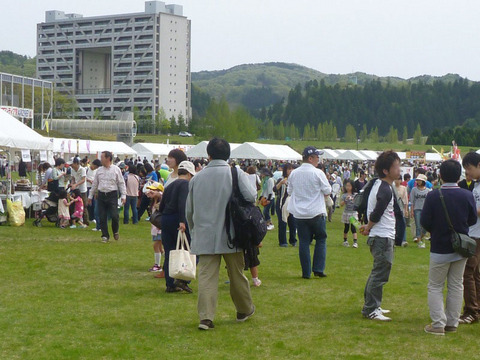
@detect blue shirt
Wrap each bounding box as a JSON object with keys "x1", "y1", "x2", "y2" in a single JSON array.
[
  {"x1": 147, "y1": 171, "x2": 158, "y2": 182},
  {"x1": 407, "y1": 178, "x2": 433, "y2": 192}
]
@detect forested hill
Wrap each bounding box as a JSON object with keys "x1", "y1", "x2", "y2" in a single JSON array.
[{"x1": 191, "y1": 62, "x2": 467, "y2": 112}]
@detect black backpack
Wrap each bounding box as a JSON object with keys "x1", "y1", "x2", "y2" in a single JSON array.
[
  {"x1": 226, "y1": 167, "x2": 267, "y2": 250},
  {"x1": 353, "y1": 177, "x2": 378, "y2": 222}
]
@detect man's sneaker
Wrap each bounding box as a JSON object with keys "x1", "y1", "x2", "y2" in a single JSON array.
[
  {"x1": 198, "y1": 320, "x2": 214, "y2": 330},
  {"x1": 458, "y1": 314, "x2": 478, "y2": 324},
  {"x1": 145, "y1": 217, "x2": 150, "y2": 221},
  {"x1": 413, "y1": 237, "x2": 419, "y2": 243},
  {"x1": 237, "y1": 305, "x2": 255, "y2": 322},
  {"x1": 92, "y1": 219, "x2": 96, "y2": 224},
  {"x1": 401, "y1": 241, "x2": 408, "y2": 247},
  {"x1": 92, "y1": 228, "x2": 99, "y2": 231},
  {"x1": 69, "y1": 225, "x2": 76, "y2": 229},
  {"x1": 424, "y1": 324, "x2": 445, "y2": 336},
  {"x1": 267, "y1": 224, "x2": 274, "y2": 231},
  {"x1": 343, "y1": 241, "x2": 350, "y2": 247},
  {"x1": 252, "y1": 278, "x2": 262, "y2": 287},
  {"x1": 79, "y1": 224, "x2": 88, "y2": 228},
  {"x1": 149, "y1": 264, "x2": 162, "y2": 272},
  {"x1": 352, "y1": 242, "x2": 358, "y2": 248},
  {"x1": 418, "y1": 241, "x2": 426, "y2": 249},
  {"x1": 364, "y1": 308, "x2": 391, "y2": 321},
  {"x1": 444, "y1": 326, "x2": 457, "y2": 333},
  {"x1": 101, "y1": 237, "x2": 109, "y2": 243},
  {"x1": 165, "y1": 286, "x2": 183, "y2": 293},
  {"x1": 378, "y1": 307, "x2": 391, "y2": 314},
  {"x1": 313, "y1": 272, "x2": 327, "y2": 278}
]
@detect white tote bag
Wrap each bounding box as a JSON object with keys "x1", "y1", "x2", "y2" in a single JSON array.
[{"x1": 169, "y1": 231, "x2": 196, "y2": 281}]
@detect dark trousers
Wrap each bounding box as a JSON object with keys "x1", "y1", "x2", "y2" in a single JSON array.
[
  {"x1": 123, "y1": 196, "x2": 138, "y2": 224},
  {"x1": 276, "y1": 200, "x2": 297, "y2": 246},
  {"x1": 97, "y1": 191, "x2": 119, "y2": 240},
  {"x1": 137, "y1": 194, "x2": 151, "y2": 220},
  {"x1": 161, "y1": 213, "x2": 180, "y2": 289},
  {"x1": 463, "y1": 237, "x2": 480, "y2": 317},
  {"x1": 295, "y1": 215, "x2": 327, "y2": 278},
  {"x1": 87, "y1": 188, "x2": 95, "y2": 221}
]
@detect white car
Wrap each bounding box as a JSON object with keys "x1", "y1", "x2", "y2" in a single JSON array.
[{"x1": 179, "y1": 131, "x2": 193, "y2": 137}]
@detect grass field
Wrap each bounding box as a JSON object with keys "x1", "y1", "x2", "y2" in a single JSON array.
[{"x1": 0, "y1": 208, "x2": 478, "y2": 359}]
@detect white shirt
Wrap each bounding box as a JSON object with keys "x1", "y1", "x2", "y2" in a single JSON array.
[
  {"x1": 287, "y1": 163, "x2": 332, "y2": 219},
  {"x1": 86, "y1": 166, "x2": 97, "y2": 188},
  {"x1": 469, "y1": 182, "x2": 480, "y2": 237},
  {"x1": 71, "y1": 166, "x2": 87, "y2": 193},
  {"x1": 367, "y1": 179, "x2": 395, "y2": 239},
  {"x1": 89, "y1": 164, "x2": 127, "y2": 200}
]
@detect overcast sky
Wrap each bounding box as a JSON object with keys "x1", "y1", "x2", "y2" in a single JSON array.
[{"x1": 2, "y1": 0, "x2": 480, "y2": 80}]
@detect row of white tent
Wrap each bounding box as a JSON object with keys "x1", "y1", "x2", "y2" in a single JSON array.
[{"x1": 1, "y1": 109, "x2": 446, "y2": 162}]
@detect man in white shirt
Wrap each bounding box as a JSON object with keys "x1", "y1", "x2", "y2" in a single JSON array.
[
  {"x1": 288, "y1": 146, "x2": 332, "y2": 279},
  {"x1": 359, "y1": 150, "x2": 401, "y2": 321},
  {"x1": 70, "y1": 158, "x2": 89, "y2": 226},
  {"x1": 88, "y1": 151, "x2": 127, "y2": 243}
]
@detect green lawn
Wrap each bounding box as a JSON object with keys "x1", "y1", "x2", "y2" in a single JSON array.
[{"x1": 0, "y1": 210, "x2": 477, "y2": 359}]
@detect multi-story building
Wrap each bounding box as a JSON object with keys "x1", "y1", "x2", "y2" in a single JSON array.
[{"x1": 36, "y1": 1, "x2": 191, "y2": 124}]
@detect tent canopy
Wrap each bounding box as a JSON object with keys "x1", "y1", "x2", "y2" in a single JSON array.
[
  {"x1": 335, "y1": 150, "x2": 367, "y2": 161},
  {"x1": 51, "y1": 138, "x2": 136, "y2": 157},
  {"x1": 231, "y1": 142, "x2": 301, "y2": 161},
  {"x1": 321, "y1": 149, "x2": 339, "y2": 160},
  {"x1": 131, "y1": 142, "x2": 193, "y2": 160},
  {"x1": 0, "y1": 109, "x2": 52, "y2": 151},
  {"x1": 186, "y1": 141, "x2": 241, "y2": 158},
  {"x1": 359, "y1": 150, "x2": 379, "y2": 161}
]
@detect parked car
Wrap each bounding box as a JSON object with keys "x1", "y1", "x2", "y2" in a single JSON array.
[{"x1": 179, "y1": 131, "x2": 193, "y2": 137}]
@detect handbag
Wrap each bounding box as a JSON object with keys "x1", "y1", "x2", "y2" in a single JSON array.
[
  {"x1": 169, "y1": 231, "x2": 196, "y2": 281},
  {"x1": 260, "y1": 196, "x2": 270, "y2": 207},
  {"x1": 149, "y1": 210, "x2": 162, "y2": 229},
  {"x1": 439, "y1": 189, "x2": 477, "y2": 258}
]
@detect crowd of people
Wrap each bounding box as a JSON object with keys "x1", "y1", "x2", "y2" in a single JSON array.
[{"x1": 24, "y1": 139, "x2": 480, "y2": 334}]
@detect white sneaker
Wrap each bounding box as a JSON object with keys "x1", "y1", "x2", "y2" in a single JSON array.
[
  {"x1": 92, "y1": 219, "x2": 96, "y2": 224},
  {"x1": 352, "y1": 242, "x2": 358, "y2": 248},
  {"x1": 365, "y1": 308, "x2": 391, "y2": 321},
  {"x1": 418, "y1": 241, "x2": 426, "y2": 249},
  {"x1": 378, "y1": 307, "x2": 391, "y2": 314},
  {"x1": 413, "y1": 237, "x2": 419, "y2": 243},
  {"x1": 92, "y1": 228, "x2": 99, "y2": 232},
  {"x1": 401, "y1": 241, "x2": 408, "y2": 247},
  {"x1": 267, "y1": 224, "x2": 274, "y2": 231},
  {"x1": 69, "y1": 225, "x2": 76, "y2": 229},
  {"x1": 343, "y1": 241, "x2": 350, "y2": 247},
  {"x1": 253, "y1": 278, "x2": 262, "y2": 287}
]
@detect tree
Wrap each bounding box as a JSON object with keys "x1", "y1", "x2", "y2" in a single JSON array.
[
  {"x1": 402, "y1": 125, "x2": 408, "y2": 144},
  {"x1": 289, "y1": 123, "x2": 296, "y2": 139},
  {"x1": 265, "y1": 120, "x2": 274, "y2": 139},
  {"x1": 277, "y1": 122, "x2": 285, "y2": 140},
  {"x1": 155, "y1": 107, "x2": 167, "y2": 134},
  {"x1": 303, "y1": 123, "x2": 312, "y2": 140},
  {"x1": 413, "y1": 123, "x2": 423, "y2": 145},
  {"x1": 360, "y1": 124, "x2": 368, "y2": 142},
  {"x1": 169, "y1": 116, "x2": 178, "y2": 134},
  {"x1": 344, "y1": 124, "x2": 357, "y2": 142},
  {"x1": 369, "y1": 127, "x2": 379, "y2": 143},
  {"x1": 386, "y1": 126, "x2": 399, "y2": 144},
  {"x1": 316, "y1": 123, "x2": 324, "y2": 141},
  {"x1": 177, "y1": 113, "x2": 187, "y2": 132}
]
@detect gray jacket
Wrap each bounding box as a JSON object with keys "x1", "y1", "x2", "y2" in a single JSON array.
[{"x1": 186, "y1": 160, "x2": 257, "y2": 255}]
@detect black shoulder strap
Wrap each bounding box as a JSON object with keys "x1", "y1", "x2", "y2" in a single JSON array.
[
  {"x1": 231, "y1": 166, "x2": 239, "y2": 197},
  {"x1": 439, "y1": 189, "x2": 455, "y2": 232},
  {"x1": 225, "y1": 167, "x2": 237, "y2": 249}
]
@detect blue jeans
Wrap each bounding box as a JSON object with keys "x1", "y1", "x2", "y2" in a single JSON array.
[
  {"x1": 295, "y1": 215, "x2": 327, "y2": 278},
  {"x1": 276, "y1": 200, "x2": 297, "y2": 246},
  {"x1": 263, "y1": 199, "x2": 274, "y2": 222},
  {"x1": 123, "y1": 196, "x2": 138, "y2": 224},
  {"x1": 414, "y1": 209, "x2": 426, "y2": 238}
]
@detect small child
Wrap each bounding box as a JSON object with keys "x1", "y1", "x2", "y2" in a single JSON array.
[
  {"x1": 340, "y1": 180, "x2": 358, "y2": 248},
  {"x1": 410, "y1": 174, "x2": 431, "y2": 248},
  {"x1": 57, "y1": 189, "x2": 72, "y2": 229},
  {"x1": 145, "y1": 182, "x2": 165, "y2": 277},
  {"x1": 70, "y1": 189, "x2": 87, "y2": 228},
  {"x1": 244, "y1": 242, "x2": 262, "y2": 287}
]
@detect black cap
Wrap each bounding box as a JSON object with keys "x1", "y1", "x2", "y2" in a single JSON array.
[{"x1": 302, "y1": 146, "x2": 324, "y2": 157}]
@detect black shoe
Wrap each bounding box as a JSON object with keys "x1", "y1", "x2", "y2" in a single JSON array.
[
  {"x1": 198, "y1": 319, "x2": 214, "y2": 330},
  {"x1": 174, "y1": 280, "x2": 193, "y2": 294},
  {"x1": 236, "y1": 305, "x2": 255, "y2": 322},
  {"x1": 165, "y1": 286, "x2": 183, "y2": 293},
  {"x1": 314, "y1": 272, "x2": 327, "y2": 278}
]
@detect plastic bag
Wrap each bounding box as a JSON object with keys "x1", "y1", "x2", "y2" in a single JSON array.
[{"x1": 6, "y1": 199, "x2": 25, "y2": 227}]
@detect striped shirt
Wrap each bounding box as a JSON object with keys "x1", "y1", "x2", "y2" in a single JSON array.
[{"x1": 88, "y1": 164, "x2": 127, "y2": 200}]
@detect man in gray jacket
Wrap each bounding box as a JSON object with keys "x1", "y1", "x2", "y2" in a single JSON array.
[{"x1": 186, "y1": 138, "x2": 257, "y2": 330}]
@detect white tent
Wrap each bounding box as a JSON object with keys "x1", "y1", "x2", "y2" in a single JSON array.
[
  {"x1": 335, "y1": 150, "x2": 367, "y2": 161},
  {"x1": 321, "y1": 149, "x2": 340, "y2": 160},
  {"x1": 359, "y1": 150, "x2": 379, "y2": 161},
  {"x1": 0, "y1": 109, "x2": 52, "y2": 151},
  {"x1": 425, "y1": 153, "x2": 443, "y2": 162},
  {"x1": 131, "y1": 142, "x2": 193, "y2": 161},
  {"x1": 231, "y1": 142, "x2": 302, "y2": 161},
  {"x1": 186, "y1": 141, "x2": 241, "y2": 158},
  {"x1": 51, "y1": 138, "x2": 136, "y2": 158}
]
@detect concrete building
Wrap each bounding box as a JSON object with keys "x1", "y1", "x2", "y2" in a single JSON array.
[{"x1": 36, "y1": 1, "x2": 191, "y2": 125}]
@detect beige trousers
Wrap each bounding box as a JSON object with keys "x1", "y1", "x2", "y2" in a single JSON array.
[{"x1": 197, "y1": 252, "x2": 253, "y2": 321}]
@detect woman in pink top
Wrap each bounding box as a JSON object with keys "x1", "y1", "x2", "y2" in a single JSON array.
[{"x1": 70, "y1": 189, "x2": 87, "y2": 228}]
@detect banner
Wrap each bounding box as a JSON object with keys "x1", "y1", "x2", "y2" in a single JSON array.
[
  {"x1": 21, "y1": 149, "x2": 31, "y2": 162},
  {"x1": 400, "y1": 167, "x2": 414, "y2": 180},
  {"x1": 1, "y1": 106, "x2": 33, "y2": 119},
  {"x1": 406, "y1": 151, "x2": 426, "y2": 161}
]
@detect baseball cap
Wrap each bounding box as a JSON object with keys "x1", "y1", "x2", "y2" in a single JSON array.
[
  {"x1": 178, "y1": 161, "x2": 196, "y2": 176},
  {"x1": 302, "y1": 146, "x2": 324, "y2": 157},
  {"x1": 146, "y1": 182, "x2": 164, "y2": 191},
  {"x1": 118, "y1": 162, "x2": 126, "y2": 169}
]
